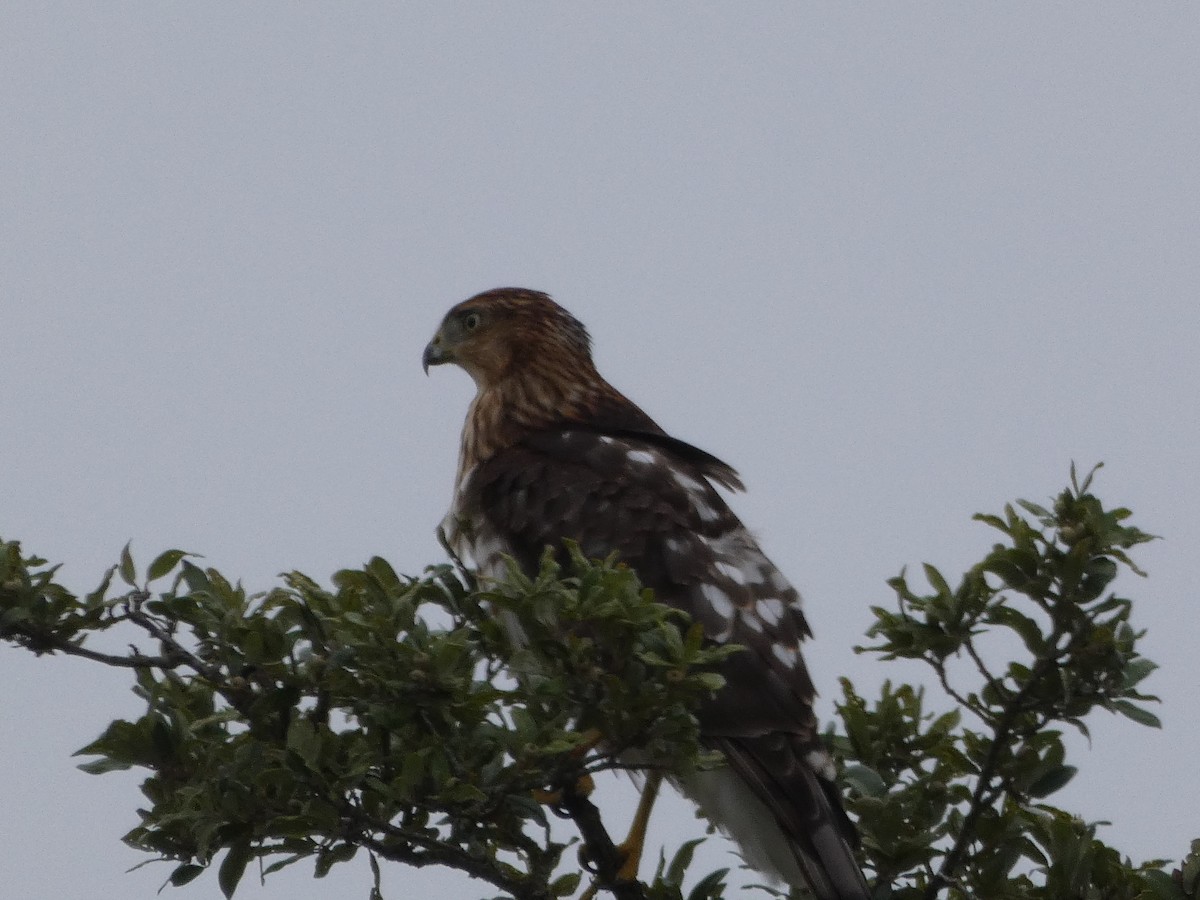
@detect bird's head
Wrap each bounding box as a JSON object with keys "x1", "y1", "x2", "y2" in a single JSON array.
[{"x1": 423, "y1": 288, "x2": 594, "y2": 389}]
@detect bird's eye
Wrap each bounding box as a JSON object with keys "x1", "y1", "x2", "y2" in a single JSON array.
[{"x1": 463, "y1": 312, "x2": 481, "y2": 331}]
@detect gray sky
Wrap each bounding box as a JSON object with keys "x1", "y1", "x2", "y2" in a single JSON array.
[{"x1": 2, "y1": 5, "x2": 1197, "y2": 898}]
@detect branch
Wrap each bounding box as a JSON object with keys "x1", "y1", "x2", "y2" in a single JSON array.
[
  {"x1": 962, "y1": 636, "x2": 998, "y2": 700},
  {"x1": 356, "y1": 829, "x2": 552, "y2": 900},
  {"x1": 924, "y1": 626, "x2": 1068, "y2": 898},
  {"x1": 437, "y1": 524, "x2": 477, "y2": 592},
  {"x1": 3, "y1": 624, "x2": 183, "y2": 670},
  {"x1": 558, "y1": 780, "x2": 647, "y2": 900},
  {"x1": 123, "y1": 605, "x2": 224, "y2": 684},
  {"x1": 927, "y1": 653, "x2": 988, "y2": 722}
]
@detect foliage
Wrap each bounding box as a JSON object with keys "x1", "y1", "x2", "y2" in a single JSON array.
[
  {"x1": 831, "y1": 464, "x2": 1193, "y2": 900},
  {"x1": 1, "y1": 542, "x2": 732, "y2": 900},
  {"x1": 1, "y1": 466, "x2": 1195, "y2": 899}
]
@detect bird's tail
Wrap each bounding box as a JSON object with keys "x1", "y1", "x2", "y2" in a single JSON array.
[
  {"x1": 715, "y1": 736, "x2": 871, "y2": 900},
  {"x1": 788, "y1": 770, "x2": 871, "y2": 900}
]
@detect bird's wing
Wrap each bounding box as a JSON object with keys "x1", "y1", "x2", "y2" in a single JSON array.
[{"x1": 460, "y1": 426, "x2": 867, "y2": 898}]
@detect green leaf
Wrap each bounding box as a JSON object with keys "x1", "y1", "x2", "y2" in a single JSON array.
[
  {"x1": 693, "y1": 672, "x2": 726, "y2": 693},
  {"x1": 315, "y1": 843, "x2": 357, "y2": 877},
  {"x1": 686, "y1": 867, "x2": 729, "y2": 900},
  {"x1": 261, "y1": 854, "x2": 307, "y2": 877},
  {"x1": 74, "y1": 718, "x2": 159, "y2": 769},
  {"x1": 168, "y1": 863, "x2": 206, "y2": 887},
  {"x1": 1110, "y1": 700, "x2": 1162, "y2": 729},
  {"x1": 1180, "y1": 838, "x2": 1200, "y2": 891},
  {"x1": 286, "y1": 719, "x2": 322, "y2": 768},
  {"x1": 147, "y1": 549, "x2": 191, "y2": 582},
  {"x1": 665, "y1": 837, "x2": 705, "y2": 885},
  {"x1": 1123, "y1": 658, "x2": 1159, "y2": 690},
  {"x1": 973, "y1": 512, "x2": 1009, "y2": 532},
  {"x1": 365, "y1": 555, "x2": 401, "y2": 589},
  {"x1": 218, "y1": 841, "x2": 252, "y2": 899},
  {"x1": 550, "y1": 872, "x2": 582, "y2": 896},
  {"x1": 1028, "y1": 765, "x2": 1077, "y2": 798},
  {"x1": 1017, "y1": 499, "x2": 1052, "y2": 520},
  {"x1": 1136, "y1": 868, "x2": 1184, "y2": 900},
  {"x1": 178, "y1": 559, "x2": 211, "y2": 593},
  {"x1": 76, "y1": 756, "x2": 134, "y2": 775},
  {"x1": 84, "y1": 565, "x2": 117, "y2": 606},
  {"x1": 987, "y1": 604, "x2": 1047, "y2": 656},
  {"x1": 1079, "y1": 557, "x2": 1119, "y2": 601},
  {"x1": 118, "y1": 542, "x2": 137, "y2": 587},
  {"x1": 842, "y1": 764, "x2": 888, "y2": 797},
  {"x1": 923, "y1": 563, "x2": 952, "y2": 599}
]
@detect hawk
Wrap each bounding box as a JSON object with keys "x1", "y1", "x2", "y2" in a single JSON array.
[{"x1": 423, "y1": 288, "x2": 869, "y2": 899}]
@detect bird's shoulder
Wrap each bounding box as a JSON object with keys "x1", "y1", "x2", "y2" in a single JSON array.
[{"x1": 465, "y1": 426, "x2": 741, "y2": 538}]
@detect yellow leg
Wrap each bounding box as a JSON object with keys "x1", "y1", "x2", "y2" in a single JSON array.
[
  {"x1": 615, "y1": 771, "x2": 663, "y2": 882},
  {"x1": 578, "y1": 770, "x2": 665, "y2": 899}
]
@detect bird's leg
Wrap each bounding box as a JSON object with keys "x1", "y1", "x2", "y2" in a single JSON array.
[
  {"x1": 577, "y1": 771, "x2": 663, "y2": 900},
  {"x1": 614, "y1": 770, "x2": 663, "y2": 882},
  {"x1": 534, "y1": 729, "x2": 661, "y2": 886}
]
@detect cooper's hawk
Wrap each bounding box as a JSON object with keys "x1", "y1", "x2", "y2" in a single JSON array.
[{"x1": 423, "y1": 287, "x2": 868, "y2": 899}]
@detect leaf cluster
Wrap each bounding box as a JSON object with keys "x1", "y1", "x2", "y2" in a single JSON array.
[
  {"x1": 3, "y1": 466, "x2": 1195, "y2": 900},
  {"x1": 1, "y1": 541, "x2": 731, "y2": 900},
  {"x1": 836, "y1": 465, "x2": 1193, "y2": 899}
]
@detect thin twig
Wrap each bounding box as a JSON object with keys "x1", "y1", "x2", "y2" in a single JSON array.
[
  {"x1": 124, "y1": 607, "x2": 223, "y2": 683},
  {"x1": 925, "y1": 624, "x2": 1069, "y2": 899},
  {"x1": 963, "y1": 636, "x2": 997, "y2": 694},
  {"x1": 355, "y1": 830, "x2": 551, "y2": 900},
  {"x1": 928, "y1": 654, "x2": 988, "y2": 722},
  {"x1": 437, "y1": 524, "x2": 477, "y2": 592},
  {"x1": 3, "y1": 626, "x2": 182, "y2": 669}
]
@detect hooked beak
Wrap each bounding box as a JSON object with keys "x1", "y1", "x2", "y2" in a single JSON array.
[{"x1": 422, "y1": 334, "x2": 450, "y2": 374}]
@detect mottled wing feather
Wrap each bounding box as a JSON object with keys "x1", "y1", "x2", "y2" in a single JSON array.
[
  {"x1": 466, "y1": 426, "x2": 823, "y2": 741},
  {"x1": 474, "y1": 431, "x2": 807, "y2": 672},
  {"x1": 566, "y1": 425, "x2": 746, "y2": 492}
]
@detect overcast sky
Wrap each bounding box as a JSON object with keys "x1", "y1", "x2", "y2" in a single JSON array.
[{"x1": 2, "y1": 5, "x2": 1197, "y2": 899}]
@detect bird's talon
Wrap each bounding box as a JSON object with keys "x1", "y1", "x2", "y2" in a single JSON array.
[
  {"x1": 578, "y1": 839, "x2": 642, "y2": 883},
  {"x1": 577, "y1": 844, "x2": 600, "y2": 874},
  {"x1": 532, "y1": 773, "x2": 594, "y2": 815},
  {"x1": 569, "y1": 772, "x2": 596, "y2": 798},
  {"x1": 613, "y1": 840, "x2": 642, "y2": 883},
  {"x1": 532, "y1": 777, "x2": 592, "y2": 811}
]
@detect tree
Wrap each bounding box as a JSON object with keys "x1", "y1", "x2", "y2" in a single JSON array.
[{"x1": 1, "y1": 466, "x2": 1197, "y2": 900}]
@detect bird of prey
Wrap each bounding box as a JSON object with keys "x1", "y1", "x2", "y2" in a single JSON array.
[{"x1": 423, "y1": 287, "x2": 869, "y2": 899}]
